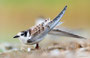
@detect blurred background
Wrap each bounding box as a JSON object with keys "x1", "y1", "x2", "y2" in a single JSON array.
[{"x1": 0, "y1": 0, "x2": 90, "y2": 43}]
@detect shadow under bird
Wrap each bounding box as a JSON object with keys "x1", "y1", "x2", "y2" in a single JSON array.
[{"x1": 13, "y1": 6, "x2": 86, "y2": 49}]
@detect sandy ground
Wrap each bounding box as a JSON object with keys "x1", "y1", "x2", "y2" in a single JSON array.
[{"x1": 0, "y1": 39, "x2": 90, "y2": 58}]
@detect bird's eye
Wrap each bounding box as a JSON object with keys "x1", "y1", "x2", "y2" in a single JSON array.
[
  {"x1": 21, "y1": 34, "x2": 24, "y2": 36},
  {"x1": 21, "y1": 31, "x2": 27, "y2": 36}
]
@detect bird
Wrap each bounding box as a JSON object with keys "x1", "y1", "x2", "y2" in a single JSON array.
[{"x1": 13, "y1": 5, "x2": 86, "y2": 49}]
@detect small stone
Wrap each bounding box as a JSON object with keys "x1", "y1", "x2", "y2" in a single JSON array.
[{"x1": 49, "y1": 49, "x2": 60, "y2": 56}]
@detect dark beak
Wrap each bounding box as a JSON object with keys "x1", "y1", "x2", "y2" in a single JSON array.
[{"x1": 13, "y1": 35, "x2": 19, "y2": 38}]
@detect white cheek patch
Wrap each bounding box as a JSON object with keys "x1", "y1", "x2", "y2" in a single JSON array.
[
  {"x1": 18, "y1": 32, "x2": 32, "y2": 44},
  {"x1": 26, "y1": 31, "x2": 32, "y2": 39},
  {"x1": 27, "y1": 31, "x2": 30, "y2": 37},
  {"x1": 20, "y1": 36, "x2": 25, "y2": 39},
  {"x1": 19, "y1": 36, "x2": 28, "y2": 44}
]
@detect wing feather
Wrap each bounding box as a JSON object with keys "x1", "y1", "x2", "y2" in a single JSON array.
[{"x1": 49, "y1": 29, "x2": 86, "y2": 39}]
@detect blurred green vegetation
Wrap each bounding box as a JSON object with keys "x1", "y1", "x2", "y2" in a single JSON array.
[{"x1": 0, "y1": 0, "x2": 90, "y2": 43}]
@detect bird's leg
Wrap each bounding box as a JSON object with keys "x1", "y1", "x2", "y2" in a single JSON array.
[{"x1": 35, "y1": 43, "x2": 39, "y2": 49}]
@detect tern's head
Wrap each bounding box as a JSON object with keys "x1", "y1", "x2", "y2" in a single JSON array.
[{"x1": 13, "y1": 30, "x2": 30, "y2": 39}]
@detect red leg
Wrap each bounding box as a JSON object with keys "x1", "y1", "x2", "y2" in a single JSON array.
[{"x1": 35, "y1": 43, "x2": 39, "y2": 49}]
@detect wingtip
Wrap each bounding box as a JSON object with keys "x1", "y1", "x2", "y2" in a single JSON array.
[
  {"x1": 65, "y1": 5, "x2": 67, "y2": 7},
  {"x1": 81, "y1": 37, "x2": 87, "y2": 39},
  {"x1": 64, "y1": 5, "x2": 67, "y2": 10},
  {"x1": 77, "y1": 36, "x2": 87, "y2": 39}
]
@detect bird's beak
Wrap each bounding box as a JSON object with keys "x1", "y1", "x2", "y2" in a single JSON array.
[{"x1": 13, "y1": 35, "x2": 19, "y2": 38}]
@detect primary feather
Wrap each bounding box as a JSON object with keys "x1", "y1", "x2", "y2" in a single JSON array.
[{"x1": 49, "y1": 29, "x2": 86, "y2": 39}]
